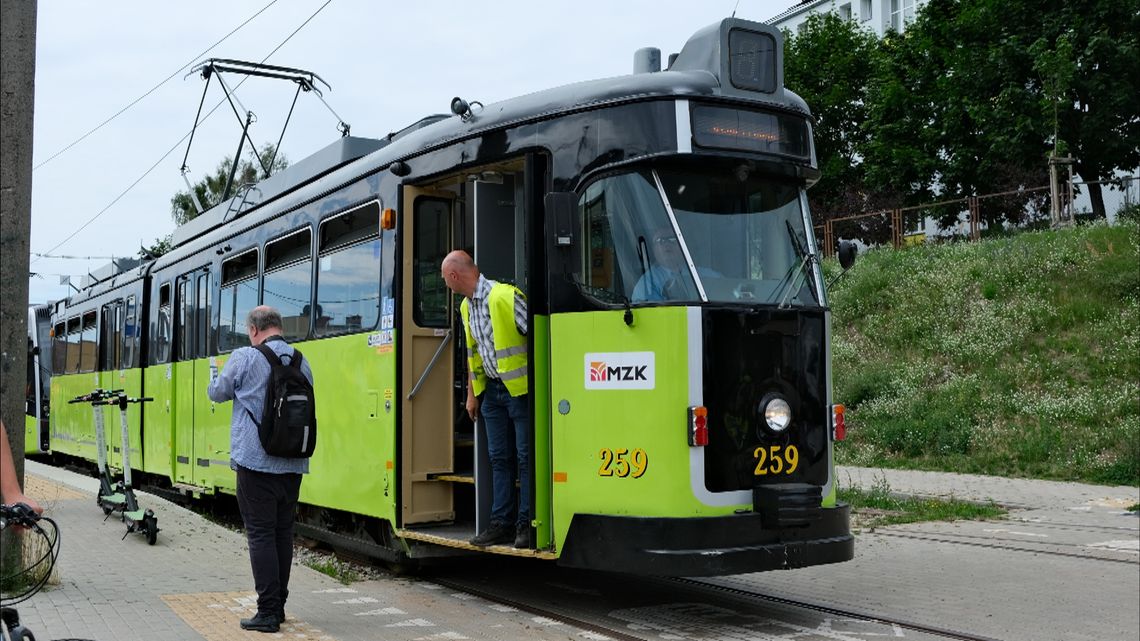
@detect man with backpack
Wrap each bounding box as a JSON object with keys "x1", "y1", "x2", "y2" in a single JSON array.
[{"x1": 207, "y1": 305, "x2": 315, "y2": 633}]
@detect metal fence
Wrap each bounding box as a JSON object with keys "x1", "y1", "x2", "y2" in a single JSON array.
[{"x1": 814, "y1": 175, "x2": 1138, "y2": 258}]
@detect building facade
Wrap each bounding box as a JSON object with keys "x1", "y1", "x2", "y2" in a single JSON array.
[{"x1": 766, "y1": 0, "x2": 927, "y2": 38}]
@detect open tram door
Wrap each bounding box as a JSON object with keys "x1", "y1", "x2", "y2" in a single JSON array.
[
  {"x1": 399, "y1": 186, "x2": 459, "y2": 526},
  {"x1": 398, "y1": 160, "x2": 544, "y2": 549}
]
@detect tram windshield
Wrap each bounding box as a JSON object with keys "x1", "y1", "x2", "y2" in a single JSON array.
[{"x1": 578, "y1": 164, "x2": 820, "y2": 307}]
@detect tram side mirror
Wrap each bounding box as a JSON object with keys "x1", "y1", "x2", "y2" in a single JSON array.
[{"x1": 838, "y1": 240, "x2": 857, "y2": 270}]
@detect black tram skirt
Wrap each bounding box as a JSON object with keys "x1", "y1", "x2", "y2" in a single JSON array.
[{"x1": 557, "y1": 504, "x2": 853, "y2": 576}]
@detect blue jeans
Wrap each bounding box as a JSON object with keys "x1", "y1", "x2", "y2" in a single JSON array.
[{"x1": 480, "y1": 378, "x2": 530, "y2": 529}]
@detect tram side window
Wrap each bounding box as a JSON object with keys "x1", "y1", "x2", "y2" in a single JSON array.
[
  {"x1": 78, "y1": 311, "x2": 97, "y2": 373},
  {"x1": 176, "y1": 279, "x2": 193, "y2": 361},
  {"x1": 219, "y1": 250, "x2": 259, "y2": 352},
  {"x1": 99, "y1": 301, "x2": 122, "y2": 372},
  {"x1": 197, "y1": 273, "x2": 210, "y2": 357},
  {"x1": 65, "y1": 317, "x2": 81, "y2": 374},
  {"x1": 155, "y1": 283, "x2": 172, "y2": 364},
  {"x1": 316, "y1": 203, "x2": 381, "y2": 336},
  {"x1": 264, "y1": 229, "x2": 312, "y2": 341},
  {"x1": 52, "y1": 322, "x2": 67, "y2": 374},
  {"x1": 121, "y1": 295, "x2": 138, "y2": 369}
]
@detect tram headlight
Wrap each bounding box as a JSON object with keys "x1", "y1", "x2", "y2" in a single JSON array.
[{"x1": 759, "y1": 395, "x2": 792, "y2": 433}]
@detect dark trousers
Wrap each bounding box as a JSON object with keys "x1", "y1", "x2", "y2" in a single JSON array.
[
  {"x1": 236, "y1": 465, "x2": 302, "y2": 615},
  {"x1": 481, "y1": 378, "x2": 530, "y2": 528}
]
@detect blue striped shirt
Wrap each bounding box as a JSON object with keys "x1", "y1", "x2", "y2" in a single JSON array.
[{"x1": 207, "y1": 337, "x2": 312, "y2": 474}]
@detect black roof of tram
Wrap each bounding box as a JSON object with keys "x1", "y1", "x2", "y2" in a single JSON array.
[{"x1": 88, "y1": 18, "x2": 807, "y2": 291}]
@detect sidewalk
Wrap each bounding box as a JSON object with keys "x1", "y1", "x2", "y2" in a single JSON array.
[
  {"x1": 836, "y1": 465, "x2": 1140, "y2": 510},
  {"x1": 14, "y1": 461, "x2": 585, "y2": 641},
  {"x1": 10, "y1": 461, "x2": 1138, "y2": 641}
]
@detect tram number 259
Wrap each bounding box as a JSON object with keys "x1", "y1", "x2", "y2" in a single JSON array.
[
  {"x1": 754, "y1": 444, "x2": 799, "y2": 475},
  {"x1": 598, "y1": 448, "x2": 648, "y2": 478}
]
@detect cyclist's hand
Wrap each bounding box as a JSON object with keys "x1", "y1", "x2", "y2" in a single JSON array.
[
  {"x1": 1, "y1": 500, "x2": 42, "y2": 530},
  {"x1": 8, "y1": 494, "x2": 43, "y2": 516}
]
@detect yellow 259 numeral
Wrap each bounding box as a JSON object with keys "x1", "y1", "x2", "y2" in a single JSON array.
[
  {"x1": 598, "y1": 448, "x2": 648, "y2": 478},
  {"x1": 754, "y1": 444, "x2": 799, "y2": 475}
]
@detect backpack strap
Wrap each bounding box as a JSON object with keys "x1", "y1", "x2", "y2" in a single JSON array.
[
  {"x1": 253, "y1": 343, "x2": 283, "y2": 367},
  {"x1": 246, "y1": 343, "x2": 286, "y2": 427}
]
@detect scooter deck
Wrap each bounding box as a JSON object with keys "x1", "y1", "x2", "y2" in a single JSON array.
[
  {"x1": 100, "y1": 493, "x2": 127, "y2": 506},
  {"x1": 124, "y1": 509, "x2": 148, "y2": 521}
]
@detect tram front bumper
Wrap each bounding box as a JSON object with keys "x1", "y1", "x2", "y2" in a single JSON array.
[{"x1": 557, "y1": 503, "x2": 853, "y2": 576}]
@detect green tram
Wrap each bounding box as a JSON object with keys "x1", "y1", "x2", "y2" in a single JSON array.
[{"x1": 44, "y1": 18, "x2": 853, "y2": 575}]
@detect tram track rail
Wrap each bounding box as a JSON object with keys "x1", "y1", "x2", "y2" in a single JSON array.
[
  {"x1": 674, "y1": 577, "x2": 1005, "y2": 641},
  {"x1": 870, "y1": 528, "x2": 1138, "y2": 564},
  {"x1": 428, "y1": 575, "x2": 649, "y2": 641}
]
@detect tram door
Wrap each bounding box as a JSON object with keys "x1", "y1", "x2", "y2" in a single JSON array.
[
  {"x1": 399, "y1": 187, "x2": 457, "y2": 525},
  {"x1": 172, "y1": 269, "x2": 210, "y2": 488}
]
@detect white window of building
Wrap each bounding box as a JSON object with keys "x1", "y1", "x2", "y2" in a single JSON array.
[
  {"x1": 860, "y1": 0, "x2": 873, "y2": 21},
  {"x1": 891, "y1": 0, "x2": 917, "y2": 31},
  {"x1": 839, "y1": 3, "x2": 852, "y2": 21}
]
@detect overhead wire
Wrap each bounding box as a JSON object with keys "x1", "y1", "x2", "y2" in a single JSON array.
[
  {"x1": 33, "y1": 0, "x2": 281, "y2": 172},
  {"x1": 31, "y1": 0, "x2": 336, "y2": 266}
]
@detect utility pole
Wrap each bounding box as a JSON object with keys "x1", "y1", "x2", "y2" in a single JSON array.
[{"x1": 1, "y1": 0, "x2": 38, "y2": 491}]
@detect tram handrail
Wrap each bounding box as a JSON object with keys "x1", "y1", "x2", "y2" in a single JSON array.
[{"x1": 406, "y1": 329, "x2": 452, "y2": 401}]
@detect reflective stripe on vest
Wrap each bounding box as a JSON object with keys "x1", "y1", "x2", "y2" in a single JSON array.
[{"x1": 460, "y1": 282, "x2": 528, "y2": 397}]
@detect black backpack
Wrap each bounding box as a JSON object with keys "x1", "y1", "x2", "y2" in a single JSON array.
[{"x1": 247, "y1": 341, "x2": 317, "y2": 458}]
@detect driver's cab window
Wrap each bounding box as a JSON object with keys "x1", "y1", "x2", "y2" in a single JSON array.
[
  {"x1": 578, "y1": 166, "x2": 817, "y2": 307},
  {"x1": 578, "y1": 171, "x2": 699, "y2": 305}
]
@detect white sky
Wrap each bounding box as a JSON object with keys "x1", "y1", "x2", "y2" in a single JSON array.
[{"x1": 27, "y1": 0, "x2": 794, "y2": 303}]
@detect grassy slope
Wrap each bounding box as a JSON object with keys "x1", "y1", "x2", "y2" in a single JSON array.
[{"x1": 825, "y1": 221, "x2": 1140, "y2": 485}]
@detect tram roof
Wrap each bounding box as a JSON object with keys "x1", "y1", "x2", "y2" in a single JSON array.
[{"x1": 141, "y1": 18, "x2": 810, "y2": 276}]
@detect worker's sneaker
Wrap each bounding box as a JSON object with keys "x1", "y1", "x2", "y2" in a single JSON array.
[
  {"x1": 513, "y1": 524, "x2": 532, "y2": 549},
  {"x1": 470, "y1": 521, "x2": 513, "y2": 546},
  {"x1": 240, "y1": 612, "x2": 281, "y2": 633}
]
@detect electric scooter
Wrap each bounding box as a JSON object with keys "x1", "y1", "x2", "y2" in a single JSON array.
[
  {"x1": 106, "y1": 391, "x2": 158, "y2": 545},
  {"x1": 67, "y1": 389, "x2": 159, "y2": 544},
  {"x1": 68, "y1": 389, "x2": 127, "y2": 516}
]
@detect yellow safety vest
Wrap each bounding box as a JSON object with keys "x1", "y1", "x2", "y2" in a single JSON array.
[{"x1": 460, "y1": 282, "x2": 528, "y2": 397}]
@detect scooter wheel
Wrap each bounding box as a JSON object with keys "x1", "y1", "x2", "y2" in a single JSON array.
[
  {"x1": 145, "y1": 516, "x2": 158, "y2": 545},
  {"x1": 102, "y1": 503, "x2": 114, "y2": 515}
]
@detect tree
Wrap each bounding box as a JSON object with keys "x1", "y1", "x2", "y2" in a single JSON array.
[
  {"x1": 0, "y1": 0, "x2": 36, "y2": 578},
  {"x1": 1044, "y1": 0, "x2": 1140, "y2": 218},
  {"x1": 171, "y1": 143, "x2": 288, "y2": 226},
  {"x1": 139, "y1": 234, "x2": 172, "y2": 260},
  {"x1": 784, "y1": 13, "x2": 889, "y2": 227},
  {"x1": 862, "y1": 0, "x2": 1140, "y2": 223}
]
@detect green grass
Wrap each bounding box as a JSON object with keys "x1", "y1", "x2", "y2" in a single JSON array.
[
  {"x1": 303, "y1": 554, "x2": 361, "y2": 584},
  {"x1": 826, "y1": 219, "x2": 1140, "y2": 486},
  {"x1": 839, "y1": 476, "x2": 1005, "y2": 529}
]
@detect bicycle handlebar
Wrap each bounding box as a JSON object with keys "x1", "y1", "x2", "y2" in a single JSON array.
[{"x1": 0, "y1": 502, "x2": 41, "y2": 529}]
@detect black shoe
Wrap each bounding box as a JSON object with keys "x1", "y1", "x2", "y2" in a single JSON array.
[
  {"x1": 513, "y1": 524, "x2": 532, "y2": 549},
  {"x1": 470, "y1": 522, "x2": 513, "y2": 546},
  {"x1": 240, "y1": 611, "x2": 281, "y2": 633},
  {"x1": 275, "y1": 609, "x2": 286, "y2": 624}
]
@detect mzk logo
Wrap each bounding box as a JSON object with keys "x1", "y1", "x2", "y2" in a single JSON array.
[
  {"x1": 585, "y1": 352, "x2": 655, "y2": 390},
  {"x1": 590, "y1": 362, "x2": 648, "y2": 381}
]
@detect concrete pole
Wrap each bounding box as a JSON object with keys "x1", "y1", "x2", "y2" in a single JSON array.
[{"x1": 1, "y1": 0, "x2": 38, "y2": 479}]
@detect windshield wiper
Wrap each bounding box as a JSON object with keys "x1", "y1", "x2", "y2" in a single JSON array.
[{"x1": 774, "y1": 220, "x2": 819, "y2": 308}]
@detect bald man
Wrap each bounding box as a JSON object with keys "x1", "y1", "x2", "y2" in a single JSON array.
[{"x1": 441, "y1": 251, "x2": 532, "y2": 549}]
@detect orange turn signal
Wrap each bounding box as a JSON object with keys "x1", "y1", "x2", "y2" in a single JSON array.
[{"x1": 381, "y1": 208, "x2": 396, "y2": 230}]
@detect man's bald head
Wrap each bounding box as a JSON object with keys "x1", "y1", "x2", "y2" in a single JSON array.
[{"x1": 441, "y1": 250, "x2": 480, "y2": 298}]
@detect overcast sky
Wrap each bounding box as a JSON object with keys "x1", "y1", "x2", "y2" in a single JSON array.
[{"x1": 26, "y1": 0, "x2": 795, "y2": 303}]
